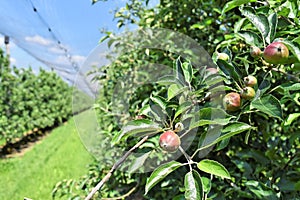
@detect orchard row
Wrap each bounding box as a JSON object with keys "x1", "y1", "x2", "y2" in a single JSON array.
[{"x1": 0, "y1": 49, "x2": 73, "y2": 145}]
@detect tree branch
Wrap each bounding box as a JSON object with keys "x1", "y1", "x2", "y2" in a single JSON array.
[{"x1": 85, "y1": 136, "x2": 149, "y2": 200}]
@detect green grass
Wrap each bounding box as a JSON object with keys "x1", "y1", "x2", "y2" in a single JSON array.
[{"x1": 0, "y1": 111, "x2": 95, "y2": 200}]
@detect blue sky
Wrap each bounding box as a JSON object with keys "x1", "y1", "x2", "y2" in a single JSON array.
[{"x1": 0, "y1": 0, "x2": 127, "y2": 71}]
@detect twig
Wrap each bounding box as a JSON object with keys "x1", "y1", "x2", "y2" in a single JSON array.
[
  {"x1": 271, "y1": 67, "x2": 300, "y2": 82},
  {"x1": 102, "y1": 183, "x2": 138, "y2": 200},
  {"x1": 179, "y1": 146, "x2": 193, "y2": 171},
  {"x1": 85, "y1": 136, "x2": 149, "y2": 200},
  {"x1": 282, "y1": 153, "x2": 297, "y2": 170}
]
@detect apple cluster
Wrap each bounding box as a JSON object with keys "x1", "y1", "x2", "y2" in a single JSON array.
[
  {"x1": 158, "y1": 41, "x2": 290, "y2": 152},
  {"x1": 223, "y1": 75, "x2": 257, "y2": 112},
  {"x1": 222, "y1": 41, "x2": 290, "y2": 112}
]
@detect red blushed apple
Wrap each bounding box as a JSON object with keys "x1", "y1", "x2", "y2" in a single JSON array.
[
  {"x1": 223, "y1": 92, "x2": 241, "y2": 112},
  {"x1": 159, "y1": 130, "x2": 181, "y2": 153},
  {"x1": 263, "y1": 42, "x2": 289, "y2": 64}
]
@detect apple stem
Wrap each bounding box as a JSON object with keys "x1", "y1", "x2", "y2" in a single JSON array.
[
  {"x1": 179, "y1": 146, "x2": 193, "y2": 171},
  {"x1": 234, "y1": 81, "x2": 243, "y2": 91}
]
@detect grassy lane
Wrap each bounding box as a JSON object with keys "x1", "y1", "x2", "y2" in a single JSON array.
[{"x1": 0, "y1": 111, "x2": 95, "y2": 200}]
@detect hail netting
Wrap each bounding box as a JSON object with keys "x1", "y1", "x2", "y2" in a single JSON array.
[{"x1": 0, "y1": 0, "x2": 97, "y2": 97}]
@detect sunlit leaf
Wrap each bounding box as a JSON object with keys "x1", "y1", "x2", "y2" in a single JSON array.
[
  {"x1": 240, "y1": 7, "x2": 269, "y2": 44},
  {"x1": 167, "y1": 84, "x2": 188, "y2": 100},
  {"x1": 182, "y1": 61, "x2": 193, "y2": 84},
  {"x1": 197, "y1": 159, "x2": 231, "y2": 179},
  {"x1": 284, "y1": 113, "x2": 300, "y2": 126},
  {"x1": 222, "y1": 0, "x2": 257, "y2": 15},
  {"x1": 217, "y1": 59, "x2": 241, "y2": 83},
  {"x1": 174, "y1": 101, "x2": 193, "y2": 119},
  {"x1": 112, "y1": 119, "x2": 162, "y2": 145},
  {"x1": 145, "y1": 161, "x2": 183, "y2": 194},
  {"x1": 267, "y1": 12, "x2": 277, "y2": 44},
  {"x1": 190, "y1": 118, "x2": 231, "y2": 129},
  {"x1": 201, "y1": 176, "x2": 212, "y2": 193},
  {"x1": 156, "y1": 75, "x2": 184, "y2": 86},
  {"x1": 174, "y1": 57, "x2": 186, "y2": 85},
  {"x1": 184, "y1": 170, "x2": 203, "y2": 200},
  {"x1": 237, "y1": 31, "x2": 262, "y2": 46}
]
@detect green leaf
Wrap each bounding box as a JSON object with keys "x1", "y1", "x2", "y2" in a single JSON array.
[
  {"x1": 222, "y1": 0, "x2": 257, "y2": 15},
  {"x1": 112, "y1": 119, "x2": 162, "y2": 145},
  {"x1": 152, "y1": 99, "x2": 176, "y2": 122},
  {"x1": 188, "y1": 107, "x2": 228, "y2": 120},
  {"x1": 234, "y1": 18, "x2": 247, "y2": 33},
  {"x1": 275, "y1": 83, "x2": 300, "y2": 96},
  {"x1": 150, "y1": 95, "x2": 167, "y2": 110},
  {"x1": 217, "y1": 60, "x2": 241, "y2": 83},
  {"x1": 174, "y1": 57, "x2": 186, "y2": 85},
  {"x1": 187, "y1": 107, "x2": 230, "y2": 129},
  {"x1": 182, "y1": 61, "x2": 193, "y2": 84},
  {"x1": 245, "y1": 180, "x2": 277, "y2": 199},
  {"x1": 236, "y1": 31, "x2": 262, "y2": 46},
  {"x1": 250, "y1": 95, "x2": 283, "y2": 120},
  {"x1": 184, "y1": 170, "x2": 204, "y2": 200},
  {"x1": 281, "y1": 83, "x2": 300, "y2": 91},
  {"x1": 240, "y1": 7, "x2": 270, "y2": 44},
  {"x1": 205, "y1": 75, "x2": 226, "y2": 86},
  {"x1": 267, "y1": 12, "x2": 278, "y2": 44},
  {"x1": 174, "y1": 101, "x2": 193, "y2": 119},
  {"x1": 128, "y1": 151, "x2": 152, "y2": 173},
  {"x1": 139, "y1": 104, "x2": 151, "y2": 116},
  {"x1": 279, "y1": 0, "x2": 298, "y2": 18},
  {"x1": 215, "y1": 137, "x2": 231, "y2": 151},
  {"x1": 145, "y1": 161, "x2": 183, "y2": 194},
  {"x1": 209, "y1": 85, "x2": 235, "y2": 93},
  {"x1": 197, "y1": 159, "x2": 231, "y2": 179},
  {"x1": 149, "y1": 100, "x2": 168, "y2": 122},
  {"x1": 201, "y1": 107, "x2": 228, "y2": 119},
  {"x1": 167, "y1": 84, "x2": 188, "y2": 100},
  {"x1": 199, "y1": 122, "x2": 253, "y2": 150},
  {"x1": 284, "y1": 113, "x2": 300, "y2": 126},
  {"x1": 190, "y1": 23, "x2": 205, "y2": 30},
  {"x1": 190, "y1": 118, "x2": 231, "y2": 129},
  {"x1": 255, "y1": 79, "x2": 271, "y2": 98},
  {"x1": 156, "y1": 75, "x2": 184, "y2": 86},
  {"x1": 201, "y1": 176, "x2": 212, "y2": 193}
]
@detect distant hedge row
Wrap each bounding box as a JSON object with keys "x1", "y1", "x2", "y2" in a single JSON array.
[{"x1": 0, "y1": 49, "x2": 73, "y2": 144}]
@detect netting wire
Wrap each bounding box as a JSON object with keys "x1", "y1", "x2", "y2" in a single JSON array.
[{"x1": 0, "y1": 0, "x2": 96, "y2": 96}]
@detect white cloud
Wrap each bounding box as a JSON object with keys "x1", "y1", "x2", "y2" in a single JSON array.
[
  {"x1": 9, "y1": 57, "x2": 16, "y2": 65},
  {"x1": 56, "y1": 54, "x2": 86, "y2": 66},
  {"x1": 88, "y1": 61, "x2": 100, "y2": 66},
  {"x1": 48, "y1": 46, "x2": 64, "y2": 54},
  {"x1": 25, "y1": 35, "x2": 52, "y2": 46},
  {"x1": 72, "y1": 55, "x2": 86, "y2": 63}
]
